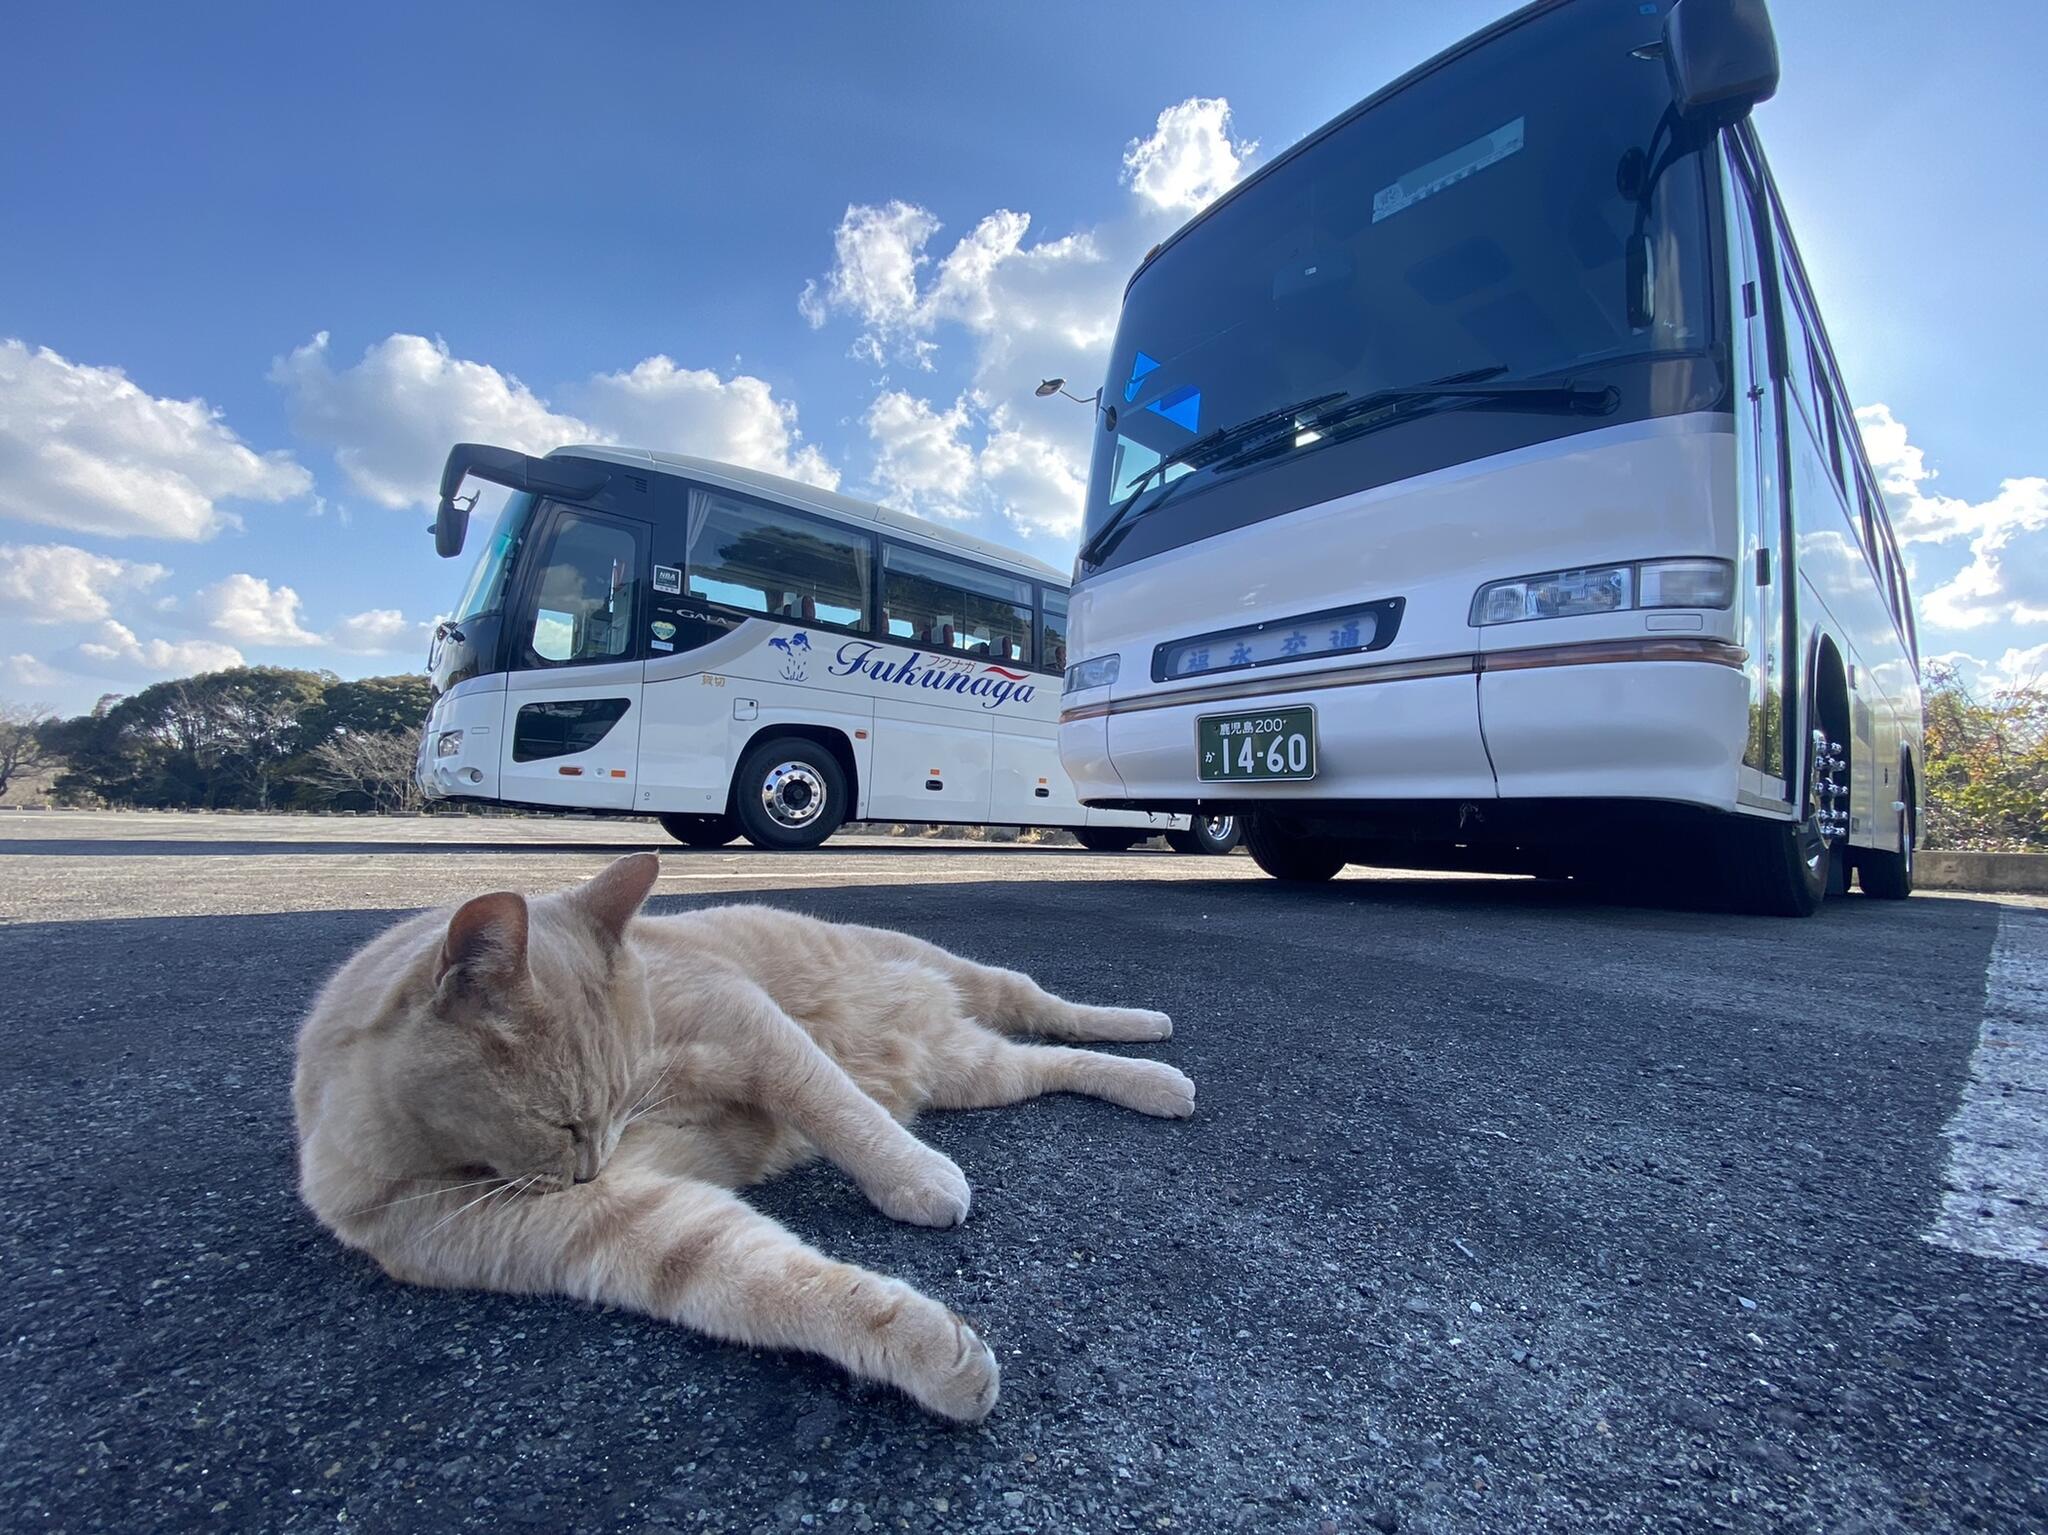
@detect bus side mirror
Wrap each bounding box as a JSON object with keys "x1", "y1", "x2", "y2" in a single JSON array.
[
  {"x1": 1662, "y1": 0, "x2": 1779, "y2": 124},
  {"x1": 434, "y1": 494, "x2": 471, "y2": 559}
]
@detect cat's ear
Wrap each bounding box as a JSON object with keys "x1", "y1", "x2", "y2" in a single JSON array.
[
  {"x1": 577, "y1": 852, "x2": 660, "y2": 943},
  {"x1": 435, "y1": 891, "x2": 529, "y2": 992}
]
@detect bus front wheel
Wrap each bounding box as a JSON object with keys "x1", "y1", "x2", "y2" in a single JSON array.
[
  {"x1": 734, "y1": 737, "x2": 847, "y2": 851},
  {"x1": 658, "y1": 812, "x2": 739, "y2": 849},
  {"x1": 1165, "y1": 814, "x2": 1241, "y2": 856},
  {"x1": 1243, "y1": 814, "x2": 1346, "y2": 883}
]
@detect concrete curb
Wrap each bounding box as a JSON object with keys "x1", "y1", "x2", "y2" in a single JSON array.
[{"x1": 1918, "y1": 851, "x2": 2048, "y2": 895}]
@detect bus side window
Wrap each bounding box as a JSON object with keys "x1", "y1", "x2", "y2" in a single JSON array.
[
  {"x1": 684, "y1": 490, "x2": 872, "y2": 631},
  {"x1": 1039, "y1": 589, "x2": 1069, "y2": 676},
  {"x1": 522, "y1": 511, "x2": 640, "y2": 667},
  {"x1": 880, "y1": 543, "x2": 1034, "y2": 664}
]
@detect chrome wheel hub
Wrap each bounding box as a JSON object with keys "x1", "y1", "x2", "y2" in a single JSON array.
[
  {"x1": 1203, "y1": 815, "x2": 1235, "y2": 840},
  {"x1": 760, "y1": 761, "x2": 826, "y2": 829}
]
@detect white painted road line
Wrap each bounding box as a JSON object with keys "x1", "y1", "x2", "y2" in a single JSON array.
[{"x1": 1927, "y1": 906, "x2": 2048, "y2": 1267}]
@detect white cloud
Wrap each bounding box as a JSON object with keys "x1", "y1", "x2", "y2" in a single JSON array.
[
  {"x1": 568, "y1": 357, "x2": 838, "y2": 489},
  {"x1": 865, "y1": 391, "x2": 978, "y2": 522},
  {"x1": 799, "y1": 201, "x2": 943, "y2": 336},
  {"x1": 797, "y1": 96, "x2": 1252, "y2": 553},
  {"x1": 978, "y1": 410, "x2": 1088, "y2": 540},
  {"x1": 76, "y1": 620, "x2": 243, "y2": 677},
  {"x1": 1121, "y1": 97, "x2": 1256, "y2": 214},
  {"x1": 1853, "y1": 405, "x2": 2048, "y2": 635},
  {"x1": 0, "y1": 542, "x2": 169, "y2": 624},
  {"x1": 6, "y1": 653, "x2": 62, "y2": 690},
  {"x1": 1920, "y1": 518, "x2": 2048, "y2": 631},
  {"x1": 0, "y1": 339, "x2": 310, "y2": 541},
  {"x1": 1858, "y1": 404, "x2": 2046, "y2": 547},
  {"x1": 273, "y1": 332, "x2": 593, "y2": 512},
  {"x1": 329, "y1": 608, "x2": 419, "y2": 654},
  {"x1": 863, "y1": 393, "x2": 1089, "y2": 541},
  {"x1": 196, "y1": 572, "x2": 322, "y2": 647},
  {"x1": 274, "y1": 332, "x2": 837, "y2": 509}
]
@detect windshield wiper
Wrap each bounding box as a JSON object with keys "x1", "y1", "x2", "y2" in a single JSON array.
[
  {"x1": 1079, "y1": 367, "x2": 1526, "y2": 569},
  {"x1": 1214, "y1": 374, "x2": 1618, "y2": 476},
  {"x1": 1076, "y1": 389, "x2": 1348, "y2": 568}
]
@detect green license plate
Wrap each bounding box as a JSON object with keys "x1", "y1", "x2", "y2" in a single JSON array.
[{"x1": 1197, "y1": 705, "x2": 1317, "y2": 782}]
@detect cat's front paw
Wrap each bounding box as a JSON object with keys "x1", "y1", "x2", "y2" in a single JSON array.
[
  {"x1": 893, "y1": 1305, "x2": 1001, "y2": 1423},
  {"x1": 865, "y1": 1146, "x2": 972, "y2": 1228},
  {"x1": 1108, "y1": 1059, "x2": 1197, "y2": 1119}
]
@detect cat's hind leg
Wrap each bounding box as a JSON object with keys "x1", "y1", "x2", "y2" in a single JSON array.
[
  {"x1": 850, "y1": 925, "x2": 1172, "y2": 1043},
  {"x1": 923, "y1": 1024, "x2": 1195, "y2": 1120}
]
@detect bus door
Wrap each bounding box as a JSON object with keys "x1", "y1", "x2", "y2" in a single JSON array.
[
  {"x1": 499, "y1": 502, "x2": 651, "y2": 811},
  {"x1": 1724, "y1": 135, "x2": 1792, "y2": 802}
]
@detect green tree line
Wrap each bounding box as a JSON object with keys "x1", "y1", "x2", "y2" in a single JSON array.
[{"x1": 2, "y1": 667, "x2": 433, "y2": 813}]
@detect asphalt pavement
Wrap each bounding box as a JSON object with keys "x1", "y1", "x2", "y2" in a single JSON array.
[{"x1": 2, "y1": 811, "x2": 2043, "y2": 1533}]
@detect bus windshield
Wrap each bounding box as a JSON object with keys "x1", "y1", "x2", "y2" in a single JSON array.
[{"x1": 1083, "y1": 0, "x2": 1718, "y2": 571}]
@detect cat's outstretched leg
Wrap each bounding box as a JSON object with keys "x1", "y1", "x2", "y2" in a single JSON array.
[
  {"x1": 923, "y1": 1025, "x2": 1196, "y2": 1119},
  {"x1": 849, "y1": 926, "x2": 1172, "y2": 1043},
  {"x1": 367, "y1": 1154, "x2": 999, "y2": 1422},
  {"x1": 686, "y1": 975, "x2": 973, "y2": 1228}
]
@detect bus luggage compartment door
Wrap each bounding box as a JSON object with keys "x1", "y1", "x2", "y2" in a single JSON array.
[{"x1": 499, "y1": 660, "x2": 645, "y2": 810}]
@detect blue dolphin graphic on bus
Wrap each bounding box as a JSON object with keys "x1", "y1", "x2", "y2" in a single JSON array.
[
  {"x1": 828, "y1": 640, "x2": 1036, "y2": 710},
  {"x1": 769, "y1": 630, "x2": 812, "y2": 682}
]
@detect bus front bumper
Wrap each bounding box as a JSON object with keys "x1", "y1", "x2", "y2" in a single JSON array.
[
  {"x1": 416, "y1": 682, "x2": 506, "y2": 802},
  {"x1": 1060, "y1": 646, "x2": 1753, "y2": 815}
]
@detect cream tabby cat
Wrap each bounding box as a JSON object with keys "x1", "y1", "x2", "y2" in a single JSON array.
[{"x1": 292, "y1": 853, "x2": 1193, "y2": 1422}]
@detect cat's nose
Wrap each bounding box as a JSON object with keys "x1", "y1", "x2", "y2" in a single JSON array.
[{"x1": 573, "y1": 1170, "x2": 596, "y2": 1184}]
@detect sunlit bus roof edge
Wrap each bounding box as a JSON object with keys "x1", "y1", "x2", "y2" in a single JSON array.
[{"x1": 551, "y1": 444, "x2": 1070, "y2": 586}]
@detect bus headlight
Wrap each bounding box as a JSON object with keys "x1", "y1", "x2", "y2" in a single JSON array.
[
  {"x1": 1063, "y1": 654, "x2": 1121, "y2": 693},
  {"x1": 435, "y1": 729, "x2": 464, "y2": 759},
  {"x1": 1471, "y1": 559, "x2": 1732, "y2": 626}
]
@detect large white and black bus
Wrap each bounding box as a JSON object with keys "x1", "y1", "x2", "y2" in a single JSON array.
[
  {"x1": 1057, "y1": 0, "x2": 1921, "y2": 914},
  {"x1": 417, "y1": 445, "x2": 1227, "y2": 853}
]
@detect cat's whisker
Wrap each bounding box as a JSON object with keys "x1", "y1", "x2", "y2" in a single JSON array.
[
  {"x1": 344, "y1": 1176, "x2": 504, "y2": 1219},
  {"x1": 624, "y1": 1090, "x2": 683, "y2": 1128},
  {"x1": 620, "y1": 1073, "x2": 672, "y2": 1125},
  {"x1": 416, "y1": 1178, "x2": 518, "y2": 1243}
]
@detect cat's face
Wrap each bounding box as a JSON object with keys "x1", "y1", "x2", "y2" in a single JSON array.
[{"x1": 396, "y1": 853, "x2": 661, "y2": 1194}]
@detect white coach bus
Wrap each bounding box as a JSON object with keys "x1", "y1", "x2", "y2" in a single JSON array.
[
  {"x1": 1058, "y1": 0, "x2": 1921, "y2": 915},
  {"x1": 416, "y1": 444, "x2": 1225, "y2": 853}
]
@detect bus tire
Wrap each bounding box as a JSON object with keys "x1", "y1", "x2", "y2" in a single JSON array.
[
  {"x1": 1717, "y1": 701, "x2": 1839, "y2": 917},
  {"x1": 1165, "y1": 814, "x2": 1241, "y2": 856},
  {"x1": 658, "y1": 813, "x2": 739, "y2": 849},
  {"x1": 1243, "y1": 814, "x2": 1346, "y2": 883},
  {"x1": 1074, "y1": 828, "x2": 1144, "y2": 852},
  {"x1": 733, "y1": 737, "x2": 846, "y2": 851},
  {"x1": 1858, "y1": 765, "x2": 1915, "y2": 900}
]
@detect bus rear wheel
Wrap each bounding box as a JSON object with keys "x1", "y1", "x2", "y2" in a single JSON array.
[
  {"x1": 1858, "y1": 764, "x2": 1915, "y2": 900},
  {"x1": 1244, "y1": 813, "x2": 1346, "y2": 883},
  {"x1": 733, "y1": 737, "x2": 846, "y2": 851},
  {"x1": 1165, "y1": 814, "x2": 1241, "y2": 856},
  {"x1": 1074, "y1": 828, "x2": 1144, "y2": 852},
  {"x1": 658, "y1": 812, "x2": 739, "y2": 849}
]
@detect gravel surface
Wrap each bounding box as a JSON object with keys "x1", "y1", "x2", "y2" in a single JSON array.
[{"x1": 2, "y1": 814, "x2": 2044, "y2": 1533}]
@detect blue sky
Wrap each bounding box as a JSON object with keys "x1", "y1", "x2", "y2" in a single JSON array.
[{"x1": 4, "y1": 0, "x2": 2044, "y2": 714}]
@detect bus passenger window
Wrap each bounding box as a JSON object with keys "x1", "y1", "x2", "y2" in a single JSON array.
[
  {"x1": 881, "y1": 543, "x2": 1033, "y2": 662},
  {"x1": 685, "y1": 490, "x2": 871, "y2": 630},
  {"x1": 523, "y1": 512, "x2": 639, "y2": 667},
  {"x1": 1040, "y1": 589, "x2": 1069, "y2": 675}
]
